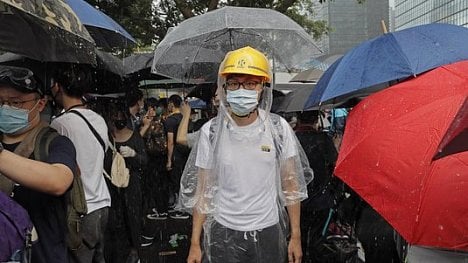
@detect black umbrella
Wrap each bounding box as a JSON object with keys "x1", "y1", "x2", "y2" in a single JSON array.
[
  {"x1": 276, "y1": 83, "x2": 315, "y2": 113},
  {"x1": 123, "y1": 53, "x2": 168, "y2": 81},
  {"x1": 0, "y1": 0, "x2": 96, "y2": 64},
  {"x1": 0, "y1": 51, "x2": 125, "y2": 94},
  {"x1": 96, "y1": 50, "x2": 124, "y2": 76}
]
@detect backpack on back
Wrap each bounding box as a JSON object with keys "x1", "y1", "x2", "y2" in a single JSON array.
[
  {"x1": 144, "y1": 119, "x2": 167, "y2": 156},
  {"x1": 33, "y1": 127, "x2": 88, "y2": 251}
]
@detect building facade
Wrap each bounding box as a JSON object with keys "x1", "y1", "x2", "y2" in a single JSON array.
[
  {"x1": 395, "y1": 0, "x2": 468, "y2": 30},
  {"x1": 313, "y1": 0, "x2": 390, "y2": 54}
]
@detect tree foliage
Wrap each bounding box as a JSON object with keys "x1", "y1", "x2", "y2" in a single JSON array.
[{"x1": 84, "y1": 0, "x2": 157, "y2": 47}]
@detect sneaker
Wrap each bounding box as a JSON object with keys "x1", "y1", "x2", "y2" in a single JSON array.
[
  {"x1": 140, "y1": 240, "x2": 153, "y2": 247},
  {"x1": 169, "y1": 211, "x2": 190, "y2": 220},
  {"x1": 140, "y1": 235, "x2": 154, "y2": 247},
  {"x1": 147, "y1": 212, "x2": 168, "y2": 220}
]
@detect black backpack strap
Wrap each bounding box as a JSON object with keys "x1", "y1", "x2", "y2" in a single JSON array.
[{"x1": 68, "y1": 110, "x2": 106, "y2": 153}]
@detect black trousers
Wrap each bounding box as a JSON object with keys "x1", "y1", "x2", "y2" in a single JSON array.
[{"x1": 204, "y1": 222, "x2": 286, "y2": 263}]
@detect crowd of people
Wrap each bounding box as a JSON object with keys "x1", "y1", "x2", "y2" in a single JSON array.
[{"x1": 1, "y1": 46, "x2": 434, "y2": 263}]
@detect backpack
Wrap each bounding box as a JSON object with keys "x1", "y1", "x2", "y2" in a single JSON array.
[
  {"x1": 144, "y1": 119, "x2": 167, "y2": 156},
  {"x1": 103, "y1": 142, "x2": 130, "y2": 188},
  {"x1": 0, "y1": 191, "x2": 33, "y2": 263},
  {"x1": 33, "y1": 127, "x2": 88, "y2": 251},
  {"x1": 67, "y1": 110, "x2": 129, "y2": 188}
]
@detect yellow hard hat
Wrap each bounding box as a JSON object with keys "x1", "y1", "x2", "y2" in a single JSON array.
[{"x1": 220, "y1": 46, "x2": 271, "y2": 82}]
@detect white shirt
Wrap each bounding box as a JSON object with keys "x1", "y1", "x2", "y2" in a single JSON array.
[
  {"x1": 196, "y1": 112, "x2": 296, "y2": 231},
  {"x1": 51, "y1": 108, "x2": 111, "y2": 213}
]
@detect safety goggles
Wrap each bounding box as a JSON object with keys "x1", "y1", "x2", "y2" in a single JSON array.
[{"x1": 0, "y1": 65, "x2": 42, "y2": 96}]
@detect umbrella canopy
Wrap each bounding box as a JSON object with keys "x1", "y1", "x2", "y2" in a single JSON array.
[
  {"x1": 65, "y1": 0, "x2": 136, "y2": 49},
  {"x1": 433, "y1": 98, "x2": 468, "y2": 160},
  {"x1": 275, "y1": 83, "x2": 315, "y2": 113},
  {"x1": 123, "y1": 53, "x2": 153, "y2": 75},
  {"x1": 152, "y1": 6, "x2": 322, "y2": 84},
  {"x1": 291, "y1": 54, "x2": 342, "y2": 83},
  {"x1": 95, "y1": 50, "x2": 124, "y2": 76},
  {"x1": 0, "y1": 0, "x2": 96, "y2": 64},
  {"x1": 305, "y1": 23, "x2": 468, "y2": 109},
  {"x1": 335, "y1": 60, "x2": 468, "y2": 251},
  {"x1": 0, "y1": 51, "x2": 124, "y2": 76},
  {"x1": 289, "y1": 68, "x2": 323, "y2": 83},
  {"x1": 187, "y1": 98, "x2": 207, "y2": 109}
]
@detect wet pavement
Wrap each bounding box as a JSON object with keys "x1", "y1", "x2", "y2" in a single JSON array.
[{"x1": 140, "y1": 215, "x2": 192, "y2": 263}]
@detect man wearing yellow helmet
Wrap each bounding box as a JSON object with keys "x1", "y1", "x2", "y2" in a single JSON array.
[{"x1": 182, "y1": 47, "x2": 313, "y2": 263}]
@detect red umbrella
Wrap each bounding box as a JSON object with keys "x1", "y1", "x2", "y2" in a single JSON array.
[{"x1": 335, "y1": 60, "x2": 468, "y2": 251}]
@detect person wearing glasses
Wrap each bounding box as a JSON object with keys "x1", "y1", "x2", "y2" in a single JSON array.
[
  {"x1": 0, "y1": 65, "x2": 77, "y2": 263},
  {"x1": 179, "y1": 47, "x2": 313, "y2": 263}
]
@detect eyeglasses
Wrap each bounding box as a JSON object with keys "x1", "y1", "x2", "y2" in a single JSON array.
[
  {"x1": 224, "y1": 81, "x2": 262, "y2": 91},
  {"x1": 0, "y1": 98, "x2": 38, "y2": 108},
  {"x1": 0, "y1": 66, "x2": 41, "y2": 95}
]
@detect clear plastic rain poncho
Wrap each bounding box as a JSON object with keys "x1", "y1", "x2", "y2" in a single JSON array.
[{"x1": 177, "y1": 55, "x2": 314, "y2": 262}]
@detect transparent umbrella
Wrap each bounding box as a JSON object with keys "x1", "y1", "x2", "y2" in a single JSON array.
[
  {"x1": 0, "y1": 0, "x2": 96, "y2": 64},
  {"x1": 152, "y1": 6, "x2": 322, "y2": 84}
]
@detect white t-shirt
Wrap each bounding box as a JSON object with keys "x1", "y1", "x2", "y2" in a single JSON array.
[
  {"x1": 196, "y1": 112, "x2": 296, "y2": 231},
  {"x1": 51, "y1": 109, "x2": 111, "y2": 213}
]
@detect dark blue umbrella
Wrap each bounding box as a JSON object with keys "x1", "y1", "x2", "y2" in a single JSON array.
[
  {"x1": 305, "y1": 23, "x2": 468, "y2": 109},
  {"x1": 65, "y1": 0, "x2": 136, "y2": 49}
]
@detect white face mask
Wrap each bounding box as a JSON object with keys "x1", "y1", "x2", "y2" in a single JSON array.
[{"x1": 226, "y1": 89, "x2": 258, "y2": 116}]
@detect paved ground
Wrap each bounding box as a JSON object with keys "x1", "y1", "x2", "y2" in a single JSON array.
[{"x1": 140, "y1": 215, "x2": 192, "y2": 263}]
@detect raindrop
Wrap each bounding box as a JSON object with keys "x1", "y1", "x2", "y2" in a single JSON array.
[{"x1": 438, "y1": 225, "x2": 444, "y2": 230}]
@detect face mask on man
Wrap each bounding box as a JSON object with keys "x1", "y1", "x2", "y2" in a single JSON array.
[
  {"x1": 155, "y1": 107, "x2": 163, "y2": 116},
  {"x1": 226, "y1": 89, "x2": 258, "y2": 116},
  {"x1": 0, "y1": 102, "x2": 39, "y2": 134}
]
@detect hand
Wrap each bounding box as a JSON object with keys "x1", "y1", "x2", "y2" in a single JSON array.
[
  {"x1": 187, "y1": 243, "x2": 202, "y2": 263},
  {"x1": 166, "y1": 160, "x2": 172, "y2": 171},
  {"x1": 119, "y1": 146, "x2": 136, "y2": 158},
  {"x1": 288, "y1": 235, "x2": 302, "y2": 263},
  {"x1": 142, "y1": 108, "x2": 155, "y2": 127},
  {"x1": 181, "y1": 101, "x2": 192, "y2": 118}
]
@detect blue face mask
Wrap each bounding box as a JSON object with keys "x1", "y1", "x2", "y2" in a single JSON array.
[
  {"x1": 0, "y1": 105, "x2": 30, "y2": 134},
  {"x1": 226, "y1": 89, "x2": 258, "y2": 116}
]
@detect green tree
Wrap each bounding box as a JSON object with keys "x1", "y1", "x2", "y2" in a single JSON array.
[{"x1": 85, "y1": 0, "x2": 157, "y2": 48}]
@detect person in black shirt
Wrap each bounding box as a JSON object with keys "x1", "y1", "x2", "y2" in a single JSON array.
[
  {"x1": 295, "y1": 110, "x2": 338, "y2": 262},
  {"x1": 164, "y1": 95, "x2": 187, "y2": 213},
  {"x1": 0, "y1": 65, "x2": 76, "y2": 263}
]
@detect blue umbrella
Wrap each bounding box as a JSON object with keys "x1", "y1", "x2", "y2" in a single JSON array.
[
  {"x1": 65, "y1": 0, "x2": 136, "y2": 49},
  {"x1": 305, "y1": 23, "x2": 468, "y2": 109},
  {"x1": 187, "y1": 98, "x2": 207, "y2": 109}
]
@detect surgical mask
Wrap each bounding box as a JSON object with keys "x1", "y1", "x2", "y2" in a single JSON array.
[
  {"x1": 114, "y1": 120, "x2": 127, "y2": 130},
  {"x1": 155, "y1": 107, "x2": 163, "y2": 116},
  {"x1": 0, "y1": 105, "x2": 30, "y2": 134},
  {"x1": 226, "y1": 89, "x2": 258, "y2": 116}
]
